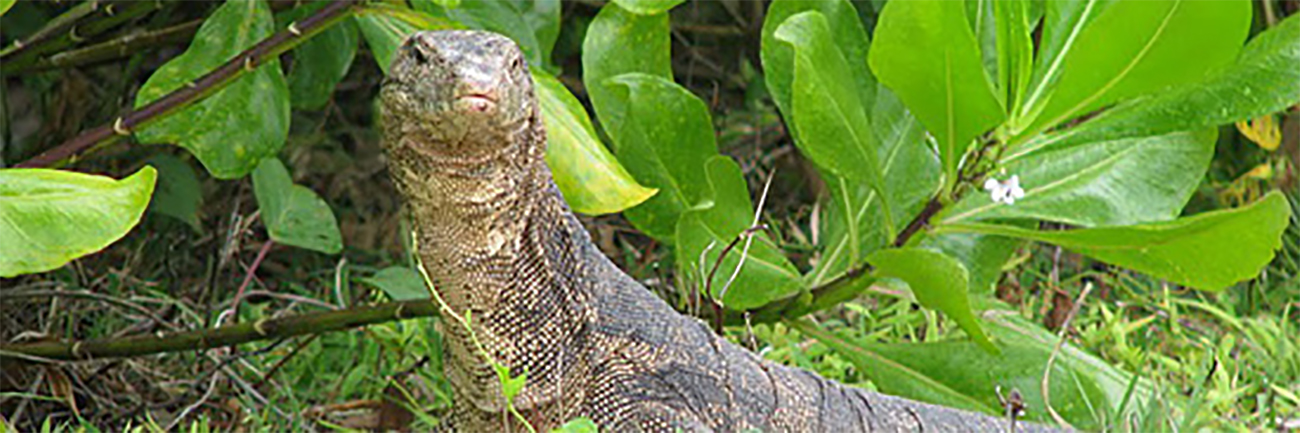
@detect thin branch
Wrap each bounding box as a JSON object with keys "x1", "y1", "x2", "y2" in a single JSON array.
[
  {"x1": 0, "y1": 300, "x2": 436, "y2": 362},
  {"x1": 892, "y1": 196, "x2": 945, "y2": 248},
  {"x1": 14, "y1": 0, "x2": 359, "y2": 169},
  {"x1": 1041, "y1": 282, "x2": 1093, "y2": 429},
  {"x1": 9, "y1": 19, "x2": 203, "y2": 74},
  {"x1": 0, "y1": 0, "x2": 162, "y2": 63}
]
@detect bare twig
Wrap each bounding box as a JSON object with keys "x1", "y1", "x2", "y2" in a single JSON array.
[
  {"x1": 230, "y1": 240, "x2": 276, "y2": 324},
  {"x1": 1041, "y1": 282, "x2": 1094, "y2": 429}
]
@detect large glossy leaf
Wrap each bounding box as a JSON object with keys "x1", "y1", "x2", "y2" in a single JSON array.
[
  {"x1": 534, "y1": 71, "x2": 656, "y2": 215},
  {"x1": 760, "y1": 0, "x2": 872, "y2": 127},
  {"x1": 145, "y1": 154, "x2": 203, "y2": 232},
  {"x1": 774, "y1": 11, "x2": 886, "y2": 213},
  {"x1": 582, "y1": 2, "x2": 672, "y2": 139},
  {"x1": 1018, "y1": 0, "x2": 1251, "y2": 138},
  {"x1": 940, "y1": 192, "x2": 1293, "y2": 291},
  {"x1": 789, "y1": 311, "x2": 1158, "y2": 430},
  {"x1": 1019, "y1": 0, "x2": 1116, "y2": 122},
  {"x1": 921, "y1": 229, "x2": 1026, "y2": 297},
  {"x1": 866, "y1": 248, "x2": 995, "y2": 353},
  {"x1": 994, "y1": 0, "x2": 1034, "y2": 117},
  {"x1": 0, "y1": 167, "x2": 157, "y2": 277},
  {"x1": 809, "y1": 88, "x2": 939, "y2": 285},
  {"x1": 868, "y1": 0, "x2": 1005, "y2": 188},
  {"x1": 941, "y1": 130, "x2": 1215, "y2": 227},
  {"x1": 355, "y1": 6, "x2": 454, "y2": 74},
  {"x1": 134, "y1": 0, "x2": 288, "y2": 179},
  {"x1": 252, "y1": 158, "x2": 342, "y2": 254},
  {"x1": 788, "y1": 319, "x2": 992, "y2": 414},
  {"x1": 603, "y1": 73, "x2": 718, "y2": 240},
  {"x1": 358, "y1": 266, "x2": 428, "y2": 301},
  {"x1": 519, "y1": 0, "x2": 560, "y2": 64},
  {"x1": 1014, "y1": 13, "x2": 1300, "y2": 157},
  {"x1": 675, "y1": 157, "x2": 802, "y2": 310},
  {"x1": 285, "y1": 2, "x2": 358, "y2": 110},
  {"x1": 611, "y1": 0, "x2": 684, "y2": 15},
  {"x1": 432, "y1": 0, "x2": 557, "y2": 67}
]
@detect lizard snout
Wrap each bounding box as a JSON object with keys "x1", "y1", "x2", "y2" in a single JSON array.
[{"x1": 454, "y1": 93, "x2": 497, "y2": 114}]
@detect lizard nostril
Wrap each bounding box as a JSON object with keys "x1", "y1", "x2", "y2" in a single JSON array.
[{"x1": 409, "y1": 45, "x2": 430, "y2": 64}]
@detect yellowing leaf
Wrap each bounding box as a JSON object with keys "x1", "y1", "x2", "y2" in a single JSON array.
[{"x1": 1235, "y1": 115, "x2": 1281, "y2": 151}]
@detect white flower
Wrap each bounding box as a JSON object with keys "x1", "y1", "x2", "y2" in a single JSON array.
[{"x1": 983, "y1": 175, "x2": 1025, "y2": 205}]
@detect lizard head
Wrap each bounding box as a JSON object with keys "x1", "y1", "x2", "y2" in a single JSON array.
[{"x1": 381, "y1": 30, "x2": 538, "y2": 156}]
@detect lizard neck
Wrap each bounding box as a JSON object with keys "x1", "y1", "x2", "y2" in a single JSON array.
[
  {"x1": 386, "y1": 120, "x2": 545, "y2": 312},
  {"x1": 385, "y1": 120, "x2": 594, "y2": 421}
]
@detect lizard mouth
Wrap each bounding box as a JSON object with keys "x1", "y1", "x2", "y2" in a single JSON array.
[{"x1": 455, "y1": 93, "x2": 497, "y2": 113}]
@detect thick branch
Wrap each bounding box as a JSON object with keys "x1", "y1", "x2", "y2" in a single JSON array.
[
  {"x1": 13, "y1": 0, "x2": 358, "y2": 169},
  {"x1": 0, "y1": 300, "x2": 436, "y2": 362}
]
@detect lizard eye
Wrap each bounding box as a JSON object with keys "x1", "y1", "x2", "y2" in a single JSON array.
[{"x1": 510, "y1": 56, "x2": 524, "y2": 70}]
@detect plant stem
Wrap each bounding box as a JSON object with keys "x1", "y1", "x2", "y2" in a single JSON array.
[
  {"x1": 1, "y1": 0, "x2": 169, "y2": 71},
  {"x1": 14, "y1": 0, "x2": 359, "y2": 169},
  {"x1": 0, "y1": 300, "x2": 437, "y2": 362},
  {"x1": 8, "y1": 19, "x2": 203, "y2": 74}
]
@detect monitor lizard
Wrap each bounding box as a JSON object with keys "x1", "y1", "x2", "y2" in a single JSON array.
[{"x1": 379, "y1": 30, "x2": 1058, "y2": 432}]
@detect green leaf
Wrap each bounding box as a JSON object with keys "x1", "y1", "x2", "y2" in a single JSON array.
[
  {"x1": 520, "y1": 0, "x2": 561, "y2": 64},
  {"x1": 1014, "y1": 13, "x2": 1300, "y2": 157},
  {"x1": 1017, "y1": 0, "x2": 1251, "y2": 138},
  {"x1": 775, "y1": 11, "x2": 887, "y2": 219},
  {"x1": 921, "y1": 229, "x2": 1026, "y2": 297},
  {"x1": 760, "y1": 0, "x2": 872, "y2": 125},
  {"x1": 868, "y1": 0, "x2": 1005, "y2": 190},
  {"x1": 1020, "y1": 0, "x2": 1116, "y2": 124},
  {"x1": 787, "y1": 319, "x2": 993, "y2": 414},
  {"x1": 286, "y1": 4, "x2": 358, "y2": 110},
  {"x1": 983, "y1": 312, "x2": 1160, "y2": 429},
  {"x1": 0, "y1": 167, "x2": 157, "y2": 278},
  {"x1": 550, "y1": 418, "x2": 599, "y2": 433},
  {"x1": 251, "y1": 158, "x2": 343, "y2": 254},
  {"x1": 134, "y1": 0, "x2": 288, "y2": 179},
  {"x1": 940, "y1": 192, "x2": 1293, "y2": 291},
  {"x1": 358, "y1": 266, "x2": 429, "y2": 301},
  {"x1": 675, "y1": 157, "x2": 802, "y2": 310},
  {"x1": 582, "y1": 2, "x2": 672, "y2": 137},
  {"x1": 0, "y1": 0, "x2": 15, "y2": 17},
  {"x1": 145, "y1": 154, "x2": 203, "y2": 232},
  {"x1": 355, "y1": 5, "x2": 454, "y2": 74},
  {"x1": 808, "y1": 87, "x2": 939, "y2": 285},
  {"x1": 438, "y1": 0, "x2": 552, "y2": 67},
  {"x1": 535, "y1": 71, "x2": 656, "y2": 215},
  {"x1": 994, "y1": 0, "x2": 1034, "y2": 117},
  {"x1": 789, "y1": 312, "x2": 1157, "y2": 430},
  {"x1": 611, "y1": 0, "x2": 683, "y2": 15},
  {"x1": 603, "y1": 73, "x2": 717, "y2": 240},
  {"x1": 942, "y1": 130, "x2": 1215, "y2": 227},
  {"x1": 493, "y1": 364, "x2": 526, "y2": 400},
  {"x1": 866, "y1": 248, "x2": 996, "y2": 353}
]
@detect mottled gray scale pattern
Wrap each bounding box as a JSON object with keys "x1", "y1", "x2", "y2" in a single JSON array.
[{"x1": 381, "y1": 30, "x2": 1063, "y2": 432}]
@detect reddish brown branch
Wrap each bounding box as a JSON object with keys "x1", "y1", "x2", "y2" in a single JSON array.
[
  {"x1": 14, "y1": 0, "x2": 358, "y2": 169},
  {"x1": 892, "y1": 196, "x2": 945, "y2": 248}
]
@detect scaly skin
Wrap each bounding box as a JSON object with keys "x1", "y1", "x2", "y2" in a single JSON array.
[{"x1": 380, "y1": 30, "x2": 1060, "y2": 432}]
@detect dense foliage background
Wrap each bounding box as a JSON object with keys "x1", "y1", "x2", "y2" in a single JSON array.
[{"x1": 1, "y1": 0, "x2": 1297, "y2": 431}]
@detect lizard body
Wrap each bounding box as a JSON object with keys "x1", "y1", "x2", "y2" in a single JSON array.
[{"x1": 380, "y1": 30, "x2": 1057, "y2": 432}]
